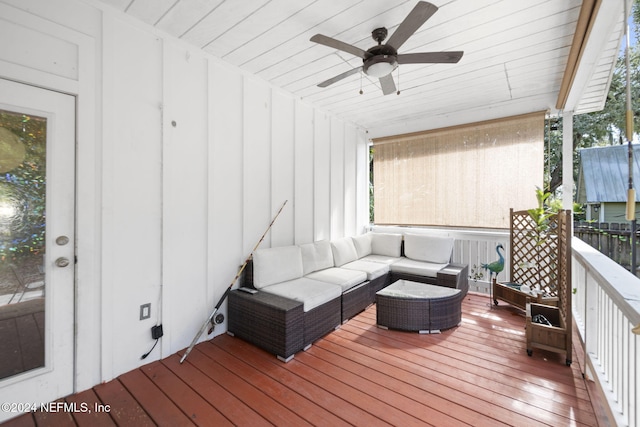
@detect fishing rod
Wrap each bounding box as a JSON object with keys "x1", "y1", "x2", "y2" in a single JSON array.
[{"x1": 179, "y1": 200, "x2": 288, "y2": 364}]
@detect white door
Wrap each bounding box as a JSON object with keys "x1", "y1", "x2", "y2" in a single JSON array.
[{"x1": 0, "y1": 78, "x2": 75, "y2": 421}]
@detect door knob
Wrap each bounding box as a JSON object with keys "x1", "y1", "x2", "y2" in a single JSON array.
[{"x1": 55, "y1": 257, "x2": 70, "y2": 268}]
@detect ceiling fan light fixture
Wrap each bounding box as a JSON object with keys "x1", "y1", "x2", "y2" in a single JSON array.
[
  {"x1": 311, "y1": 2, "x2": 462, "y2": 95},
  {"x1": 364, "y1": 56, "x2": 397, "y2": 78}
]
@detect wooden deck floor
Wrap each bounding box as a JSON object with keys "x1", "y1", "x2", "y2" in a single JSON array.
[{"x1": 4, "y1": 293, "x2": 609, "y2": 426}]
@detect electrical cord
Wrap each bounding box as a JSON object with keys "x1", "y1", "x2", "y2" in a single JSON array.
[
  {"x1": 141, "y1": 339, "x2": 159, "y2": 360},
  {"x1": 141, "y1": 325, "x2": 164, "y2": 359}
]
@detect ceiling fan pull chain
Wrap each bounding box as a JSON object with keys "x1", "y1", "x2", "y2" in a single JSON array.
[
  {"x1": 359, "y1": 72, "x2": 363, "y2": 95},
  {"x1": 397, "y1": 67, "x2": 401, "y2": 95}
]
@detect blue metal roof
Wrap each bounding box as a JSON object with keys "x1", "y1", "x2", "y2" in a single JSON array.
[{"x1": 577, "y1": 144, "x2": 640, "y2": 203}]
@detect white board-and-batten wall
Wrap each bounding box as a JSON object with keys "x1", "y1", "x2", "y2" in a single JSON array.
[{"x1": 0, "y1": 0, "x2": 368, "y2": 395}]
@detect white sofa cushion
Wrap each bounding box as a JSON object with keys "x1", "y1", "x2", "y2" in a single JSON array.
[
  {"x1": 305, "y1": 267, "x2": 367, "y2": 291},
  {"x1": 300, "y1": 240, "x2": 334, "y2": 275},
  {"x1": 252, "y1": 245, "x2": 303, "y2": 289},
  {"x1": 404, "y1": 234, "x2": 454, "y2": 264},
  {"x1": 331, "y1": 237, "x2": 359, "y2": 267},
  {"x1": 351, "y1": 234, "x2": 372, "y2": 258},
  {"x1": 260, "y1": 277, "x2": 342, "y2": 312},
  {"x1": 390, "y1": 258, "x2": 448, "y2": 278},
  {"x1": 360, "y1": 254, "x2": 403, "y2": 265},
  {"x1": 370, "y1": 232, "x2": 403, "y2": 257},
  {"x1": 341, "y1": 259, "x2": 390, "y2": 280}
]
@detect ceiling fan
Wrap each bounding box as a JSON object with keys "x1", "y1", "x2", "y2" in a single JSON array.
[{"x1": 310, "y1": 1, "x2": 463, "y2": 95}]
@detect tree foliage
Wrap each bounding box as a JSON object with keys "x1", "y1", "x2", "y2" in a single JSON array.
[{"x1": 546, "y1": 0, "x2": 640, "y2": 195}]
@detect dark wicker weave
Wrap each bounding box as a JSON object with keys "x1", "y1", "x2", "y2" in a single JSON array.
[
  {"x1": 428, "y1": 292, "x2": 463, "y2": 330},
  {"x1": 232, "y1": 259, "x2": 342, "y2": 360},
  {"x1": 341, "y1": 281, "x2": 372, "y2": 322},
  {"x1": 228, "y1": 290, "x2": 304, "y2": 361},
  {"x1": 368, "y1": 273, "x2": 392, "y2": 301},
  {"x1": 376, "y1": 281, "x2": 463, "y2": 332},
  {"x1": 377, "y1": 295, "x2": 429, "y2": 332},
  {"x1": 437, "y1": 264, "x2": 469, "y2": 293},
  {"x1": 303, "y1": 296, "x2": 341, "y2": 347}
]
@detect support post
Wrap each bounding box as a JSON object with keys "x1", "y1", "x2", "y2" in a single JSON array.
[{"x1": 562, "y1": 110, "x2": 574, "y2": 212}]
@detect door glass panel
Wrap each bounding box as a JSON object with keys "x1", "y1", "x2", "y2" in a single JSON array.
[{"x1": 0, "y1": 109, "x2": 46, "y2": 380}]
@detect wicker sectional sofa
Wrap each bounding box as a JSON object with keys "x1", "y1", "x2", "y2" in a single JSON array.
[{"x1": 227, "y1": 232, "x2": 468, "y2": 361}]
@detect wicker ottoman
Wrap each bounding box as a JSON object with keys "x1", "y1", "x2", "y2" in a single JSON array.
[{"x1": 376, "y1": 280, "x2": 462, "y2": 333}]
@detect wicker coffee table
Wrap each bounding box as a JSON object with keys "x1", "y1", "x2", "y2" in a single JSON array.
[{"x1": 376, "y1": 280, "x2": 462, "y2": 333}]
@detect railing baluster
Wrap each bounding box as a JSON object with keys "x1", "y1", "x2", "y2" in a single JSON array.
[{"x1": 572, "y1": 237, "x2": 640, "y2": 426}]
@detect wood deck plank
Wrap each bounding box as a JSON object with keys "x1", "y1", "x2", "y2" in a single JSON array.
[
  {"x1": 32, "y1": 400, "x2": 75, "y2": 427},
  {"x1": 313, "y1": 331, "x2": 540, "y2": 427},
  {"x1": 198, "y1": 341, "x2": 351, "y2": 427},
  {"x1": 93, "y1": 379, "x2": 156, "y2": 427},
  {"x1": 140, "y1": 358, "x2": 232, "y2": 426},
  {"x1": 186, "y1": 347, "x2": 311, "y2": 427},
  {"x1": 301, "y1": 344, "x2": 486, "y2": 426},
  {"x1": 117, "y1": 368, "x2": 196, "y2": 426},
  {"x1": 283, "y1": 349, "x2": 428, "y2": 426},
  {"x1": 356, "y1": 303, "x2": 590, "y2": 396},
  {"x1": 162, "y1": 352, "x2": 269, "y2": 426},
  {"x1": 212, "y1": 335, "x2": 384, "y2": 426},
  {"x1": 1, "y1": 293, "x2": 609, "y2": 427},
  {"x1": 363, "y1": 307, "x2": 594, "y2": 414},
  {"x1": 327, "y1": 325, "x2": 595, "y2": 427},
  {"x1": 65, "y1": 389, "x2": 116, "y2": 427},
  {"x1": 315, "y1": 335, "x2": 514, "y2": 427},
  {"x1": 347, "y1": 312, "x2": 593, "y2": 404}
]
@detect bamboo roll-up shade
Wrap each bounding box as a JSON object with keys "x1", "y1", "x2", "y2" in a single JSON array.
[{"x1": 372, "y1": 112, "x2": 545, "y2": 229}]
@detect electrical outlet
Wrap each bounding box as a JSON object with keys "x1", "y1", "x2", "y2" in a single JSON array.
[{"x1": 140, "y1": 303, "x2": 151, "y2": 320}]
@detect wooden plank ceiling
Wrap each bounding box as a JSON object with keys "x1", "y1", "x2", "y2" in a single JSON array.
[{"x1": 95, "y1": 0, "x2": 627, "y2": 138}]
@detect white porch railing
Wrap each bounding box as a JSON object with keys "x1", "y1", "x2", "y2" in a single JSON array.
[
  {"x1": 371, "y1": 226, "x2": 640, "y2": 426},
  {"x1": 572, "y1": 237, "x2": 640, "y2": 427}
]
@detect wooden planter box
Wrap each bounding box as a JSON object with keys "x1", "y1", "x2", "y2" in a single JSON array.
[
  {"x1": 493, "y1": 281, "x2": 558, "y2": 311},
  {"x1": 525, "y1": 302, "x2": 571, "y2": 366}
]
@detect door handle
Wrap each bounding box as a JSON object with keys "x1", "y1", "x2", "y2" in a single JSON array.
[{"x1": 55, "y1": 257, "x2": 70, "y2": 268}]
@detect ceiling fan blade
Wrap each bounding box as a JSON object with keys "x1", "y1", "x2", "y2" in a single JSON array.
[
  {"x1": 317, "y1": 66, "x2": 363, "y2": 87},
  {"x1": 310, "y1": 34, "x2": 369, "y2": 59},
  {"x1": 397, "y1": 51, "x2": 464, "y2": 64},
  {"x1": 379, "y1": 74, "x2": 396, "y2": 95},
  {"x1": 386, "y1": 1, "x2": 438, "y2": 50}
]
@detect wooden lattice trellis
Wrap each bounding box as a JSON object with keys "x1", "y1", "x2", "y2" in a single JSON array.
[
  {"x1": 510, "y1": 208, "x2": 562, "y2": 297},
  {"x1": 522, "y1": 208, "x2": 573, "y2": 365},
  {"x1": 556, "y1": 209, "x2": 572, "y2": 330}
]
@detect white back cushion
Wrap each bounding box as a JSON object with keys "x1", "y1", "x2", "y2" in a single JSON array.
[
  {"x1": 331, "y1": 237, "x2": 359, "y2": 267},
  {"x1": 252, "y1": 245, "x2": 303, "y2": 289},
  {"x1": 351, "y1": 234, "x2": 372, "y2": 258},
  {"x1": 300, "y1": 240, "x2": 334, "y2": 275},
  {"x1": 370, "y1": 233, "x2": 403, "y2": 257},
  {"x1": 404, "y1": 233, "x2": 454, "y2": 264}
]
